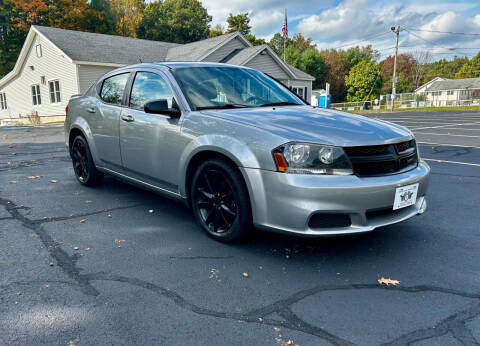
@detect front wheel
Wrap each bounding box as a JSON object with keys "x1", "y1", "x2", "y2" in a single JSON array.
[
  {"x1": 191, "y1": 159, "x2": 252, "y2": 242},
  {"x1": 70, "y1": 135, "x2": 103, "y2": 186}
]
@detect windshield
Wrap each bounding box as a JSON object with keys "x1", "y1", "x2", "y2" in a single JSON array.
[{"x1": 171, "y1": 66, "x2": 305, "y2": 110}]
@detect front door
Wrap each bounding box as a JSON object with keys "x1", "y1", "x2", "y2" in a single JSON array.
[{"x1": 119, "y1": 71, "x2": 184, "y2": 192}]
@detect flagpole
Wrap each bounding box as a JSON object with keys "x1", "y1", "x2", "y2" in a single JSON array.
[{"x1": 283, "y1": 9, "x2": 287, "y2": 62}]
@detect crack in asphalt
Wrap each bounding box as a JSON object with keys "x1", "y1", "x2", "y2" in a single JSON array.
[
  {"x1": 1, "y1": 195, "x2": 479, "y2": 346},
  {"x1": 383, "y1": 303, "x2": 480, "y2": 345}
]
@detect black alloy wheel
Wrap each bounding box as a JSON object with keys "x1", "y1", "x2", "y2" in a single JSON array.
[
  {"x1": 191, "y1": 159, "x2": 251, "y2": 242},
  {"x1": 70, "y1": 135, "x2": 103, "y2": 186}
]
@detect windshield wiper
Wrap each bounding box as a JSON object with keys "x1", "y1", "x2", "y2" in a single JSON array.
[
  {"x1": 259, "y1": 102, "x2": 301, "y2": 107},
  {"x1": 196, "y1": 104, "x2": 251, "y2": 110}
]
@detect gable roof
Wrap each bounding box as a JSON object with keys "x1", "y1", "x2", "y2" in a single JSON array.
[
  {"x1": 288, "y1": 64, "x2": 316, "y2": 81},
  {"x1": 0, "y1": 26, "x2": 314, "y2": 89},
  {"x1": 426, "y1": 77, "x2": 480, "y2": 91},
  {"x1": 222, "y1": 45, "x2": 265, "y2": 65},
  {"x1": 166, "y1": 32, "x2": 251, "y2": 61},
  {"x1": 34, "y1": 26, "x2": 180, "y2": 65},
  {"x1": 414, "y1": 76, "x2": 445, "y2": 92}
]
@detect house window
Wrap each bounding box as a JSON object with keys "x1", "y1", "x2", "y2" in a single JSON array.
[
  {"x1": 36, "y1": 44, "x2": 42, "y2": 57},
  {"x1": 49, "y1": 80, "x2": 61, "y2": 103},
  {"x1": 447, "y1": 90, "x2": 454, "y2": 96},
  {"x1": 292, "y1": 87, "x2": 304, "y2": 98},
  {"x1": 0, "y1": 93, "x2": 7, "y2": 110},
  {"x1": 31, "y1": 84, "x2": 41, "y2": 105}
]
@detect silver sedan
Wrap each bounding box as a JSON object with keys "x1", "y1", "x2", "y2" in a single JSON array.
[{"x1": 65, "y1": 62, "x2": 430, "y2": 242}]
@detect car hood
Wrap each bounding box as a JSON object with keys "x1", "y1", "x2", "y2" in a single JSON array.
[{"x1": 199, "y1": 106, "x2": 412, "y2": 146}]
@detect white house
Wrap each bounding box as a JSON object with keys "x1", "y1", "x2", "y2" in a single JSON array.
[
  {"x1": 416, "y1": 77, "x2": 480, "y2": 107},
  {"x1": 0, "y1": 26, "x2": 314, "y2": 121}
]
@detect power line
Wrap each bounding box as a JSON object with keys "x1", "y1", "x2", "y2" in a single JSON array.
[
  {"x1": 407, "y1": 28, "x2": 480, "y2": 36},
  {"x1": 329, "y1": 31, "x2": 391, "y2": 50}
]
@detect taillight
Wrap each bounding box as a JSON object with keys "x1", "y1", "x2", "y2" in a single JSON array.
[{"x1": 65, "y1": 105, "x2": 69, "y2": 116}]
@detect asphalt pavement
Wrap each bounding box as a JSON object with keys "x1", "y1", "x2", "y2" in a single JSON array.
[{"x1": 1, "y1": 110, "x2": 479, "y2": 346}]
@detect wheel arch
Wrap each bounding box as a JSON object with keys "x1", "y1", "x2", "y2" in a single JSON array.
[{"x1": 68, "y1": 119, "x2": 100, "y2": 164}]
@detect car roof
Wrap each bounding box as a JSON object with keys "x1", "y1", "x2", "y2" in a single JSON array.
[{"x1": 111, "y1": 61, "x2": 255, "y2": 72}]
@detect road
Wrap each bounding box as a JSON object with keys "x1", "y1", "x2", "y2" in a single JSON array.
[{"x1": 1, "y1": 111, "x2": 479, "y2": 345}]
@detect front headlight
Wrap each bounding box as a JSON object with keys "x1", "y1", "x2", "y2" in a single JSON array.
[{"x1": 272, "y1": 142, "x2": 353, "y2": 175}]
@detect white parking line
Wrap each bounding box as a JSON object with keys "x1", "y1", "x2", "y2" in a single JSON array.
[
  {"x1": 417, "y1": 142, "x2": 480, "y2": 149},
  {"x1": 413, "y1": 132, "x2": 480, "y2": 138},
  {"x1": 409, "y1": 121, "x2": 480, "y2": 130},
  {"x1": 423, "y1": 158, "x2": 480, "y2": 167}
]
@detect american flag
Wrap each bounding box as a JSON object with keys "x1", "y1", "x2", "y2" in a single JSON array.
[{"x1": 282, "y1": 10, "x2": 288, "y2": 41}]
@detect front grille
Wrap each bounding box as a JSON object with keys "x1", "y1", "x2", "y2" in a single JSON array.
[{"x1": 344, "y1": 140, "x2": 418, "y2": 177}]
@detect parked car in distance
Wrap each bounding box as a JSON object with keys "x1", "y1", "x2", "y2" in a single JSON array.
[{"x1": 65, "y1": 62, "x2": 430, "y2": 242}]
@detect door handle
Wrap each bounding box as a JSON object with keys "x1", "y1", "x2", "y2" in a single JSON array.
[
  {"x1": 87, "y1": 107, "x2": 96, "y2": 113},
  {"x1": 121, "y1": 114, "x2": 134, "y2": 122}
]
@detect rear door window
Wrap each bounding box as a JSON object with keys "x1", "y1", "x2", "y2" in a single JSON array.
[
  {"x1": 129, "y1": 71, "x2": 174, "y2": 111},
  {"x1": 100, "y1": 73, "x2": 130, "y2": 105}
]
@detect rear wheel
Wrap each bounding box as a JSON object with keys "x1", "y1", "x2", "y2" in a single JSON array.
[
  {"x1": 191, "y1": 159, "x2": 252, "y2": 242},
  {"x1": 70, "y1": 135, "x2": 103, "y2": 186}
]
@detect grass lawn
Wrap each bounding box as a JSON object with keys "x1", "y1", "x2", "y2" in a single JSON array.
[{"x1": 350, "y1": 105, "x2": 480, "y2": 114}]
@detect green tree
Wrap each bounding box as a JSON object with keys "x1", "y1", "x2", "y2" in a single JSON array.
[
  {"x1": 343, "y1": 45, "x2": 379, "y2": 68},
  {"x1": 345, "y1": 60, "x2": 383, "y2": 101},
  {"x1": 454, "y1": 52, "x2": 480, "y2": 78},
  {"x1": 208, "y1": 23, "x2": 224, "y2": 38},
  {"x1": 268, "y1": 32, "x2": 285, "y2": 56},
  {"x1": 136, "y1": 0, "x2": 211, "y2": 43},
  {"x1": 423, "y1": 56, "x2": 468, "y2": 81},
  {"x1": 288, "y1": 33, "x2": 315, "y2": 53},
  {"x1": 285, "y1": 44, "x2": 300, "y2": 65},
  {"x1": 297, "y1": 48, "x2": 325, "y2": 89},
  {"x1": 110, "y1": 0, "x2": 145, "y2": 37},
  {"x1": 245, "y1": 33, "x2": 265, "y2": 46},
  {"x1": 321, "y1": 49, "x2": 349, "y2": 102},
  {"x1": 226, "y1": 12, "x2": 251, "y2": 35},
  {"x1": 82, "y1": 0, "x2": 116, "y2": 34}
]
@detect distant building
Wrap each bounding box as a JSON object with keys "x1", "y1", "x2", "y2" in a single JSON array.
[
  {"x1": 0, "y1": 26, "x2": 314, "y2": 120},
  {"x1": 416, "y1": 77, "x2": 480, "y2": 107}
]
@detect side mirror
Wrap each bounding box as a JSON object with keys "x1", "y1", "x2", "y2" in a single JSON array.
[{"x1": 144, "y1": 99, "x2": 181, "y2": 118}]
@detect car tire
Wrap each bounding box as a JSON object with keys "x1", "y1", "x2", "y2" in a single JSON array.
[
  {"x1": 191, "y1": 158, "x2": 252, "y2": 242},
  {"x1": 70, "y1": 135, "x2": 103, "y2": 186}
]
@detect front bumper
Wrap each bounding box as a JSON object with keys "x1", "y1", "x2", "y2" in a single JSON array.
[{"x1": 241, "y1": 161, "x2": 430, "y2": 236}]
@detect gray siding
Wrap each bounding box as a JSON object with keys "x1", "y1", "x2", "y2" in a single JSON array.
[
  {"x1": 289, "y1": 79, "x2": 312, "y2": 103},
  {"x1": 202, "y1": 37, "x2": 248, "y2": 62},
  {"x1": 78, "y1": 65, "x2": 116, "y2": 93},
  {"x1": 245, "y1": 52, "x2": 290, "y2": 80},
  {"x1": 0, "y1": 33, "x2": 77, "y2": 118}
]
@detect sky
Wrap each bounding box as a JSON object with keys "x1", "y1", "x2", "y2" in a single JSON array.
[{"x1": 201, "y1": 0, "x2": 480, "y2": 60}]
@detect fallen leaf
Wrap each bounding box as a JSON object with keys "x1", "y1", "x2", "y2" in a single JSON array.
[
  {"x1": 73, "y1": 246, "x2": 79, "y2": 250},
  {"x1": 107, "y1": 213, "x2": 112, "y2": 218},
  {"x1": 69, "y1": 214, "x2": 74, "y2": 217},
  {"x1": 44, "y1": 284, "x2": 49, "y2": 288},
  {"x1": 84, "y1": 248, "x2": 90, "y2": 251},
  {"x1": 79, "y1": 219, "x2": 86, "y2": 223},
  {"x1": 378, "y1": 277, "x2": 400, "y2": 286},
  {"x1": 209, "y1": 268, "x2": 219, "y2": 279},
  {"x1": 27, "y1": 175, "x2": 41, "y2": 179},
  {"x1": 242, "y1": 272, "x2": 249, "y2": 278},
  {"x1": 49, "y1": 262, "x2": 55, "y2": 267},
  {"x1": 16, "y1": 291, "x2": 23, "y2": 296},
  {"x1": 114, "y1": 239, "x2": 126, "y2": 244},
  {"x1": 48, "y1": 179, "x2": 58, "y2": 183},
  {"x1": 67, "y1": 337, "x2": 80, "y2": 346},
  {"x1": 8, "y1": 180, "x2": 17, "y2": 184}
]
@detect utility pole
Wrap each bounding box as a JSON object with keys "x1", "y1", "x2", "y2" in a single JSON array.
[{"x1": 390, "y1": 26, "x2": 400, "y2": 111}]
